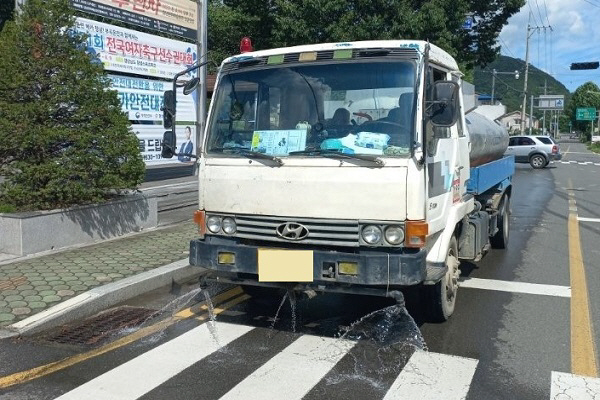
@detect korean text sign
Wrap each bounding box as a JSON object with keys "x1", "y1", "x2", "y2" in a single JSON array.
[
  {"x1": 75, "y1": 17, "x2": 197, "y2": 80},
  {"x1": 108, "y1": 75, "x2": 196, "y2": 122},
  {"x1": 71, "y1": 0, "x2": 197, "y2": 39}
]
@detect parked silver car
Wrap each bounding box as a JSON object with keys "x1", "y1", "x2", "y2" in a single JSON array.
[{"x1": 505, "y1": 135, "x2": 562, "y2": 168}]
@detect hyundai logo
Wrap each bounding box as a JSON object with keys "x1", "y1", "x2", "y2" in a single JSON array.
[{"x1": 276, "y1": 222, "x2": 309, "y2": 241}]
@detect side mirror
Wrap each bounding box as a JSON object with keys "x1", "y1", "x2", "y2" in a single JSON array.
[
  {"x1": 162, "y1": 90, "x2": 176, "y2": 129},
  {"x1": 162, "y1": 130, "x2": 177, "y2": 159},
  {"x1": 430, "y1": 81, "x2": 460, "y2": 127},
  {"x1": 183, "y1": 77, "x2": 200, "y2": 95}
]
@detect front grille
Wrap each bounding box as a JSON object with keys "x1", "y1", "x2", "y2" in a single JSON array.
[{"x1": 235, "y1": 215, "x2": 360, "y2": 247}]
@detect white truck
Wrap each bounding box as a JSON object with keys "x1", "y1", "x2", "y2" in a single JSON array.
[{"x1": 161, "y1": 40, "x2": 515, "y2": 321}]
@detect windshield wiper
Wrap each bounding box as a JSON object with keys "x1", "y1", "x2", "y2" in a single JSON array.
[
  {"x1": 289, "y1": 149, "x2": 384, "y2": 166},
  {"x1": 209, "y1": 147, "x2": 284, "y2": 166}
]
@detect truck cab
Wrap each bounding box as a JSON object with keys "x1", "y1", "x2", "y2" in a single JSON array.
[{"x1": 164, "y1": 40, "x2": 513, "y2": 321}]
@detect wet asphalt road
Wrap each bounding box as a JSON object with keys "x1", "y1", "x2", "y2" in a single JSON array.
[{"x1": 1, "y1": 139, "x2": 599, "y2": 400}]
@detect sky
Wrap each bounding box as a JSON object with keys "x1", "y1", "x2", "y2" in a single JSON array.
[{"x1": 499, "y1": 0, "x2": 600, "y2": 93}]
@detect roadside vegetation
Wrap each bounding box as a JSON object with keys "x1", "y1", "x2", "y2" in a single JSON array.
[{"x1": 0, "y1": 0, "x2": 145, "y2": 212}]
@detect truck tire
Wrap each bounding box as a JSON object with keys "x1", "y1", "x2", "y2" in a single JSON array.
[
  {"x1": 424, "y1": 237, "x2": 460, "y2": 322},
  {"x1": 490, "y1": 195, "x2": 510, "y2": 249},
  {"x1": 530, "y1": 154, "x2": 547, "y2": 169}
]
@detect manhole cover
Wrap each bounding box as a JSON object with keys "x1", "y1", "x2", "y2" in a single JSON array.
[{"x1": 45, "y1": 306, "x2": 156, "y2": 346}]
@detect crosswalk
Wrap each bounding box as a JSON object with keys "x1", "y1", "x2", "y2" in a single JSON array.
[
  {"x1": 559, "y1": 160, "x2": 600, "y2": 166},
  {"x1": 50, "y1": 320, "x2": 600, "y2": 400}
]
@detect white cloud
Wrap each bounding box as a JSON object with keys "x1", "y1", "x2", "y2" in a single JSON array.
[{"x1": 499, "y1": 0, "x2": 600, "y2": 91}]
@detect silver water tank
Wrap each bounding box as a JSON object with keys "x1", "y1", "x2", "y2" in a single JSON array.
[{"x1": 465, "y1": 111, "x2": 509, "y2": 167}]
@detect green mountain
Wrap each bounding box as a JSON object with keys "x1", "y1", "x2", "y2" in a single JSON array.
[{"x1": 473, "y1": 55, "x2": 570, "y2": 114}]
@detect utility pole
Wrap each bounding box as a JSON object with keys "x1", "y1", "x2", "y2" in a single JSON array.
[
  {"x1": 529, "y1": 95, "x2": 534, "y2": 135},
  {"x1": 543, "y1": 80, "x2": 547, "y2": 134},
  {"x1": 196, "y1": 0, "x2": 207, "y2": 172},
  {"x1": 519, "y1": 16, "x2": 531, "y2": 134},
  {"x1": 520, "y1": 14, "x2": 552, "y2": 134},
  {"x1": 490, "y1": 69, "x2": 519, "y2": 105},
  {"x1": 491, "y1": 70, "x2": 496, "y2": 104}
]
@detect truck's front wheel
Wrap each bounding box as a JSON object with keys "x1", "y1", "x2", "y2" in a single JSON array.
[{"x1": 425, "y1": 237, "x2": 460, "y2": 322}]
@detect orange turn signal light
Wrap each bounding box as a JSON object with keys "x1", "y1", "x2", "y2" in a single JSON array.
[
  {"x1": 193, "y1": 210, "x2": 206, "y2": 238},
  {"x1": 405, "y1": 220, "x2": 428, "y2": 248}
]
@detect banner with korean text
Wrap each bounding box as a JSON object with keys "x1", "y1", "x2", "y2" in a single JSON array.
[
  {"x1": 75, "y1": 17, "x2": 197, "y2": 80},
  {"x1": 133, "y1": 125, "x2": 196, "y2": 165},
  {"x1": 108, "y1": 75, "x2": 196, "y2": 122},
  {"x1": 71, "y1": 0, "x2": 197, "y2": 39}
]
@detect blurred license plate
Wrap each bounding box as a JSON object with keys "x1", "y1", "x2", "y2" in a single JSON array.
[{"x1": 258, "y1": 249, "x2": 313, "y2": 282}]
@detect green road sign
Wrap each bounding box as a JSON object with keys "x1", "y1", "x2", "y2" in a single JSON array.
[{"x1": 576, "y1": 107, "x2": 597, "y2": 121}]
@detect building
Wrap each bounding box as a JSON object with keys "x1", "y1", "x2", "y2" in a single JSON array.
[{"x1": 496, "y1": 111, "x2": 539, "y2": 133}]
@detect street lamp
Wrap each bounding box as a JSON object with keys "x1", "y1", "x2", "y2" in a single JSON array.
[{"x1": 491, "y1": 69, "x2": 520, "y2": 104}]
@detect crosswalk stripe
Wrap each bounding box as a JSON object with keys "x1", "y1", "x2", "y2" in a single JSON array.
[
  {"x1": 383, "y1": 350, "x2": 478, "y2": 400},
  {"x1": 53, "y1": 322, "x2": 254, "y2": 400},
  {"x1": 219, "y1": 335, "x2": 356, "y2": 400},
  {"x1": 459, "y1": 277, "x2": 571, "y2": 298},
  {"x1": 550, "y1": 371, "x2": 600, "y2": 399}
]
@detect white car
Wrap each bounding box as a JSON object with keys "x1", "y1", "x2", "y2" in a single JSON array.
[{"x1": 505, "y1": 135, "x2": 562, "y2": 168}]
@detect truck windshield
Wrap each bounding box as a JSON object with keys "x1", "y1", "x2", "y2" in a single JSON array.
[{"x1": 206, "y1": 61, "x2": 416, "y2": 158}]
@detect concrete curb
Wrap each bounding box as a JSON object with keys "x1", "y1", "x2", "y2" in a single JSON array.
[{"x1": 0, "y1": 259, "x2": 203, "y2": 339}]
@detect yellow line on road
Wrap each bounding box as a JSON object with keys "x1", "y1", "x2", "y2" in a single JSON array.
[
  {"x1": 568, "y1": 180, "x2": 598, "y2": 377},
  {"x1": 0, "y1": 286, "x2": 247, "y2": 389}
]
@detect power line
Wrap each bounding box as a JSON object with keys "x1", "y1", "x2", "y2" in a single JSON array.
[
  {"x1": 579, "y1": 0, "x2": 600, "y2": 9},
  {"x1": 542, "y1": 0, "x2": 551, "y2": 26},
  {"x1": 528, "y1": 3, "x2": 540, "y2": 25},
  {"x1": 499, "y1": 36, "x2": 517, "y2": 58},
  {"x1": 534, "y1": 0, "x2": 545, "y2": 28}
]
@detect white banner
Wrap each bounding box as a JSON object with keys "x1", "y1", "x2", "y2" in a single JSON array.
[
  {"x1": 75, "y1": 17, "x2": 197, "y2": 79},
  {"x1": 71, "y1": 0, "x2": 197, "y2": 39},
  {"x1": 133, "y1": 125, "x2": 196, "y2": 165},
  {"x1": 108, "y1": 75, "x2": 196, "y2": 122}
]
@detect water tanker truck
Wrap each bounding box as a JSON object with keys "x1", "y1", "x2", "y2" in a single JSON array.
[{"x1": 161, "y1": 40, "x2": 515, "y2": 321}]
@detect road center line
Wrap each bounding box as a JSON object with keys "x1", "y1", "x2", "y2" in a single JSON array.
[
  {"x1": 458, "y1": 277, "x2": 571, "y2": 298},
  {"x1": 577, "y1": 217, "x2": 600, "y2": 223},
  {"x1": 568, "y1": 181, "x2": 598, "y2": 377}
]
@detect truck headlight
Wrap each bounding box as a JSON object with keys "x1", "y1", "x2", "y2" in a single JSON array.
[
  {"x1": 385, "y1": 226, "x2": 405, "y2": 245},
  {"x1": 361, "y1": 225, "x2": 382, "y2": 244},
  {"x1": 222, "y1": 217, "x2": 237, "y2": 234},
  {"x1": 206, "y1": 216, "x2": 222, "y2": 233}
]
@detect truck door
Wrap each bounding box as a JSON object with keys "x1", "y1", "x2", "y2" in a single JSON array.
[{"x1": 425, "y1": 66, "x2": 462, "y2": 233}]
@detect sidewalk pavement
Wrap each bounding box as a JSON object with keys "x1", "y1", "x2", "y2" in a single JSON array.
[{"x1": 0, "y1": 221, "x2": 197, "y2": 328}]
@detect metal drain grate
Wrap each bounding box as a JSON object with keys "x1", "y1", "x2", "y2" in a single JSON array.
[{"x1": 45, "y1": 306, "x2": 156, "y2": 345}]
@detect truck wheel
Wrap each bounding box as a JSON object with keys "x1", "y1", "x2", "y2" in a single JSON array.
[
  {"x1": 490, "y1": 195, "x2": 510, "y2": 249},
  {"x1": 530, "y1": 154, "x2": 546, "y2": 169},
  {"x1": 425, "y1": 237, "x2": 460, "y2": 322}
]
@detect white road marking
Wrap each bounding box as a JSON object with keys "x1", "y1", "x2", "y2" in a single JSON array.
[
  {"x1": 550, "y1": 371, "x2": 600, "y2": 399},
  {"x1": 578, "y1": 217, "x2": 600, "y2": 223},
  {"x1": 219, "y1": 335, "x2": 355, "y2": 400},
  {"x1": 459, "y1": 277, "x2": 571, "y2": 298},
  {"x1": 54, "y1": 322, "x2": 253, "y2": 400},
  {"x1": 383, "y1": 350, "x2": 478, "y2": 400}
]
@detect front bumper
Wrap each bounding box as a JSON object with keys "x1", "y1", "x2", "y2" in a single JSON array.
[{"x1": 190, "y1": 236, "x2": 428, "y2": 289}]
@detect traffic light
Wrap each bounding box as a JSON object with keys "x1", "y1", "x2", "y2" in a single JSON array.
[{"x1": 570, "y1": 62, "x2": 599, "y2": 70}]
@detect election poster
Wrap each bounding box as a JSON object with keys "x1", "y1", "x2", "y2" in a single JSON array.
[
  {"x1": 75, "y1": 17, "x2": 197, "y2": 80},
  {"x1": 108, "y1": 75, "x2": 196, "y2": 122},
  {"x1": 133, "y1": 125, "x2": 196, "y2": 165},
  {"x1": 71, "y1": 0, "x2": 197, "y2": 39}
]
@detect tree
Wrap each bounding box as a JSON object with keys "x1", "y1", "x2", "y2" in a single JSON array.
[
  {"x1": 0, "y1": 0, "x2": 145, "y2": 211},
  {"x1": 565, "y1": 82, "x2": 600, "y2": 141},
  {"x1": 0, "y1": 0, "x2": 14, "y2": 32},
  {"x1": 210, "y1": 0, "x2": 525, "y2": 70}
]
